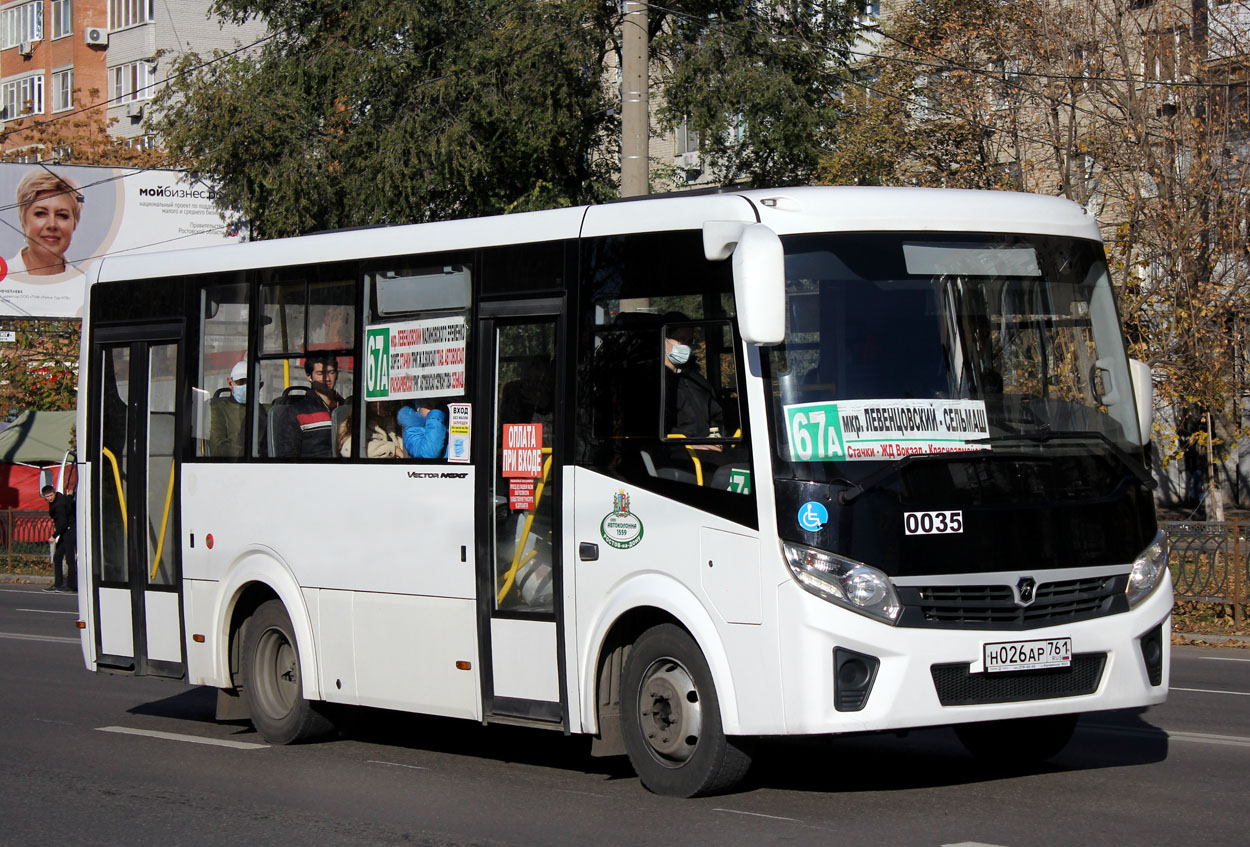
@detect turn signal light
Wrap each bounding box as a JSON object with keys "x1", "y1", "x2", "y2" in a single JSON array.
[
  {"x1": 455, "y1": 661, "x2": 471, "y2": 671},
  {"x1": 76, "y1": 620, "x2": 85, "y2": 629},
  {"x1": 192, "y1": 634, "x2": 205, "y2": 643}
]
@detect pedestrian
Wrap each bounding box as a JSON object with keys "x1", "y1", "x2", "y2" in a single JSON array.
[{"x1": 41, "y1": 484, "x2": 76, "y2": 593}]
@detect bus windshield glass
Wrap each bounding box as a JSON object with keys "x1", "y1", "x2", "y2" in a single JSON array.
[{"x1": 766, "y1": 232, "x2": 1142, "y2": 484}]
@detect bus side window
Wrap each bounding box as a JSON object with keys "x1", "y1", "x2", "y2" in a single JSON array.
[
  {"x1": 578, "y1": 232, "x2": 755, "y2": 521},
  {"x1": 359, "y1": 259, "x2": 473, "y2": 462},
  {"x1": 196, "y1": 278, "x2": 250, "y2": 459},
  {"x1": 256, "y1": 271, "x2": 357, "y2": 460}
]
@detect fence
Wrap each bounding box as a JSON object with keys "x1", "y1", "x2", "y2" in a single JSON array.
[
  {"x1": 1163, "y1": 519, "x2": 1249, "y2": 629},
  {"x1": 0, "y1": 510, "x2": 54, "y2": 558}
]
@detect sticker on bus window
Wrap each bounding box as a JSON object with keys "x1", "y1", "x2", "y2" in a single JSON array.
[
  {"x1": 601, "y1": 489, "x2": 643, "y2": 550},
  {"x1": 447, "y1": 403, "x2": 471, "y2": 463},
  {"x1": 783, "y1": 399, "x2": 991, "y2": 462},
  {"x1": 502, "y1": 424, "x2": 543, "y2": 477},
  {"x1": 364, "y1": 316, "x2": 468, "y2": 401}
]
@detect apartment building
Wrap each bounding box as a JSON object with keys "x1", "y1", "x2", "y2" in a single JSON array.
[{"x1": 0, "y1": 0, "x2": 264, "y2": 154}]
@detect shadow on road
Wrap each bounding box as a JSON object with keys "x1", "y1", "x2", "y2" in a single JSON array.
[{"x1": 123, "y1": 687, "x2": 1169, "y2": 793}]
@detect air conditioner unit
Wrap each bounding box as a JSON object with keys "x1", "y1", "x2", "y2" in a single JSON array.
[
  {"x1": 85, "y1": 27, "x2": 108, "y2": 47},
  {"x1": 126, "y1": 101, "x2": 144, "y2": 118},
  {"x1": 18, "y1": 41, "x2": 32, "y2": 57}
]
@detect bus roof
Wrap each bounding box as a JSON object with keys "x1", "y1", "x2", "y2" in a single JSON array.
[{"x1": 93, "y1": 186, "x2": 1101, "y2": 284}]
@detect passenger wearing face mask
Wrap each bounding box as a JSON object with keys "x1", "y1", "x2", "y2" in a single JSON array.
[
  {"x1": 209, "y1": 360, "x2": 266, "y2": 457},
  {"x1": 662, "y1": 316, "x2": 724, "y2": 452}
]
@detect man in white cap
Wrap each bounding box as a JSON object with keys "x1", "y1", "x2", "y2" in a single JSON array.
[{"x1": 209, "y1": 360, "x2": 254, "y2": 457}]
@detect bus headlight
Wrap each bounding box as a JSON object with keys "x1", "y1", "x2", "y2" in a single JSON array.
[
  {"x1": 783, "y1": 542, "x2": 901, "y2": 623},
  {"x1": 1126, "y1": 530, "x2": 1168, "y2": 608}
]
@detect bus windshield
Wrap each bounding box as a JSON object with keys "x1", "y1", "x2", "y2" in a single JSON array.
[{"x1": 766, "y1": 232, "x2": 1143, "y2": 485}]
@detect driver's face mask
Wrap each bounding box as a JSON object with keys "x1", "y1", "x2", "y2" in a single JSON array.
[{"x1": 667, "y1": 343, "x2": 691, "y2": 367}]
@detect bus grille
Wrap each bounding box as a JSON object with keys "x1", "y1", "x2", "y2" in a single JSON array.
[
  {"x1": 896, "y1": 575, "x2": 1129, "y2": 630},
  {"x1": 931, "y1": 653, "x2": 1106, "y2": 706}
]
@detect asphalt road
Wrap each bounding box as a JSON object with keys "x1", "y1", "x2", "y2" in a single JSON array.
[{"x1": 3, "y1": 584, "x2": 1247, "y2": 846}]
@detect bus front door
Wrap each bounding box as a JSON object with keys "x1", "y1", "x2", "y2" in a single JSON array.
[
  {"x1": 90, "y1": 328, "x2": 185, "y2": 679},
  {"x1": 476, "y1": 303, "x2": 566, "y2": 726}
]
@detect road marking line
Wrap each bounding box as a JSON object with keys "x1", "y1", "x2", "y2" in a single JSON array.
[
  {"x1": 713, "y1": 809, "x2": 803, "y2": 822},
  {"x1": 0, "y1": 630, "x2": 79, "y2": 644},
  {"x1": 1085, "y1": 723, "x2": 1250, "y2": 748},
  {"x1": 1198, "y1": 656, "x2": 1250, "y2": 663},
  {"x1": 1172, "y1": 686, "x2": 1250, "y2": 697},
  {"x1": 367, "y1": 760, "x2": 428, "y2": 771},
  {"x1": 17, "y1": 608, "x2": 78, "y2": 615},
  {"x1": 97, "y1": 726, "x2": 267, "y2": 750},
  {"x1": 943, "y1": 843, "x2": 1013, "y2": 847}
]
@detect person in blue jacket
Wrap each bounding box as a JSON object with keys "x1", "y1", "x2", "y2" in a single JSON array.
[{"x1": 397, "y1": 401, "x2": 448, "y2": 459}]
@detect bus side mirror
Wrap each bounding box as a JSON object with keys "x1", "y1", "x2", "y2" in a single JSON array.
[
  {"x1": 703, "y1": 221, "x2": 785, "y2": 345},
  {"x1": 1129, "y1": 358, "x2": 1152, "y2": 443}
]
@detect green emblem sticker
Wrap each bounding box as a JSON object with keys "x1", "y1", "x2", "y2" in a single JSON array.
[{"x1": 600, "y1": 489, "x2": 643, "y2": 550}]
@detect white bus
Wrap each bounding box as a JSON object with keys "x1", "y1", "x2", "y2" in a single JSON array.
[{"x1": 76, "y1": 186, "x2": 1171, "y2": 796}]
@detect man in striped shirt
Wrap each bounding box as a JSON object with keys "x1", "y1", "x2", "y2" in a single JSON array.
[{"x1": 274, "y1": 352, "x2": 344, "y2": 458}]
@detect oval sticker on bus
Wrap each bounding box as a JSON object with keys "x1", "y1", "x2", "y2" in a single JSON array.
[{"x1": 903, "y1": 510, "x2": 963, "y2": 535}]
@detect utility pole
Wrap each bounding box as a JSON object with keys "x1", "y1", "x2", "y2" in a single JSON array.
[{"x1": 621, "y1": 1, "x2": 649, "y2": 197}]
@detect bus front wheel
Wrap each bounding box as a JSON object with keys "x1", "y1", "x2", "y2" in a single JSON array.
[
  {"x1": 620, "y1": 624, "x2": 752, "y2": 797},
  {"x1": 240, "y1": 599, "x2": 332, "y2": 744}
]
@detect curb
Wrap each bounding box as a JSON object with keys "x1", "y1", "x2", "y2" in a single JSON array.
[
  {"x1": 1173, "y1": 632, "x2": 1250, "y2": 647},
  {"x1": 0, "y1": 573, "x2": 53, "y2": 585}
]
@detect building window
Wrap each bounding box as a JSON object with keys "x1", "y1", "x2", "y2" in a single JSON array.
[
  {"x1": 1, "y1": 2, "x2": 44, "y2": 50},
  {"x1": 52, "y1": 68, "x2": 72, "y2": 112},
  {"x1": 51, "y1": 0, "x2": 72, "y2": 39},
  {"x1": 111, "y1": 60, "x2": 155, "y2": 103},
  {"x1": 109, "y1": 0, "x2": 154, "y2": 30},
  {"x1": 2, "y1": 73, "x2": 46, "y2": 118}
]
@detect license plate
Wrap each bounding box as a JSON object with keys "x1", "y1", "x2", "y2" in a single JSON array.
[{"x1": 983, "y1": 637, "x2": 1072, "y2": 673}]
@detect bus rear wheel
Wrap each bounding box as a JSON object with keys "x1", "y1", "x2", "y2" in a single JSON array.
[
  {"x1": 954, "y1": 713, "x2": 1079, "y2": 766},
  {"x1": 240, "y1": 599, "x2": 332, "y2": 744},
  {"x1": 620, "y1": 624, "x2": 752, "y2": 797}
]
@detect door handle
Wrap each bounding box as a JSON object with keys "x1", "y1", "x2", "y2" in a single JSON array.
[{"x1": 579, "y1": 542, "x2": 599, "y2": 561}]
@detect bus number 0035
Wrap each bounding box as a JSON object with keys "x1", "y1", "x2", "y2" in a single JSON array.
[{"x1": 903, "y1": 510, "x2": 963, "y2": 535}]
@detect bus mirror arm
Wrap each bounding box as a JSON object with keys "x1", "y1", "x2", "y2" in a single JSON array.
[{"x1": 703, "y1": 221, "x2": 786, "y2": 346}]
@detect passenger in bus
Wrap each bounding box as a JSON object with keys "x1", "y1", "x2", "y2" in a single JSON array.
[
  {"x1": 662, "y1": 316, "x2": 724, "y2": 451},
  {"x1": 336, "y1": 402, "x2": 407, "y2": 459},
  {"x1": 274, "y1": 352, "x2": 344, "y2": 457},
  {"x1": 209, "y1": 360, "x2": 263, "y2": 457},
  {"x1": 397, "y1": 401, "x2": 448, "y2": 459}
]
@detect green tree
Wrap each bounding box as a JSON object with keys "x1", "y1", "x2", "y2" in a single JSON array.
[
  {"x1": 152, "y1": 0, "x2": 859, "y2": 238},
  {"x1": 653, "y1": 1, "x2": 858, "y2": 187}
]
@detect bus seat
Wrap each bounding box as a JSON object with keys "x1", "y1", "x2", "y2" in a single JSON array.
[
  {"x1": 267, "y1": 387, "x2": 309, "y2": 457},
  {"x1": 710, "y1": 462, "x2": 749, "y2": 491}
]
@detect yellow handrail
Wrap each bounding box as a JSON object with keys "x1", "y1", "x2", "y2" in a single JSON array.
[
  {"x1": 496, "y1": 448, "x2": 553, "y2": 605},
  {"x1": 101, "y1": 446, "x2": 127, "y2": 535},
  {"x1": 665, "y1": 433, "x2": 704, "y2": 486},
  {"x1": 150, "y1": 462, "x2": 176, "y2": 580}
]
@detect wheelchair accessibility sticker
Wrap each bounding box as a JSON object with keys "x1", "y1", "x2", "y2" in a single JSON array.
[
  {"x1": 601, "y1": 489, "x2": 644, "y2": 549},
  {"x1": 798, "y1": 501, "x2": 829, "y2": 532}
]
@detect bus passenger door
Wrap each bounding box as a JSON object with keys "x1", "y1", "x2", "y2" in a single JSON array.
[
  {"x1": 91, "y1": 328, "x2": 185, "y2": 679},
  {"x1": 476, "y1": 301, "x2": 566, "y2": 726}
]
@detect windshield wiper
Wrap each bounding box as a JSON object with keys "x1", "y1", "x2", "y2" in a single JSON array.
[
  {"x1": 837, "y1": 454, "x2": 929, "y2": 505},
  {"x1": 838, "y1": 429, "x2": 1155, "y2": 506},
  {"x1": 981, "y1": 430, "x2": 1157, "y2": 489}
]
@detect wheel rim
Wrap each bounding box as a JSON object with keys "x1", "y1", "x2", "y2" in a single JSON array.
[
  {"x1": 637, "y1": 657, "x2": 703, "y2": 766},
  {"x1": 253, "y1": 625, "x2": 299, "y2": 720}
]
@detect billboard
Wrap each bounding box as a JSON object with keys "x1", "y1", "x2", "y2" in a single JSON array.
[{"x1": 0, "y1": 163, "x2": 245, "y2": 319}]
